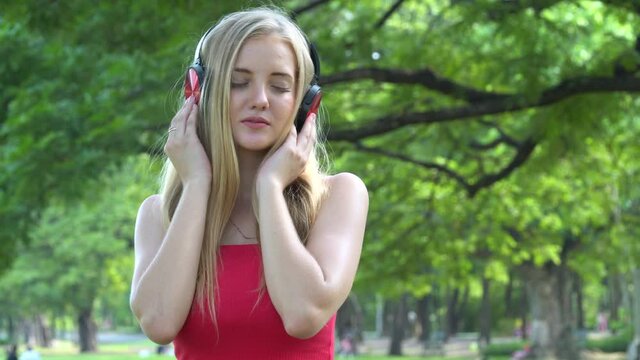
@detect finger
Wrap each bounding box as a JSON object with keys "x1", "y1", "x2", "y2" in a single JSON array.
[
  {"x1": 181, "y1": 96, "x2": 195, "y2": 134},
  {"x1": 286, "y1": 124, "x2": 297, "y2": 144},
  {"x1": 170, "y1": 96, "x2": 193, "y2": 129},
  {"x1": 303, "y1": 114, "x2": 316, "y2": 158},
  {"x1": 297, "y1": 113, "x2": 316, "y2": 149},
  {"x1": 185, "y1": 101, "x2": 199, "y2": 135}
]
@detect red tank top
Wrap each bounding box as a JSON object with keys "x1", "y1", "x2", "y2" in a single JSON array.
[{"x1": 173, "y1": 244, "x2": 336, "y2": 359}]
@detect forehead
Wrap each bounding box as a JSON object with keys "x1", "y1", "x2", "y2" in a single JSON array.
[{"x1": 234, "y1": 35, "x2": 297, "y2": 76}]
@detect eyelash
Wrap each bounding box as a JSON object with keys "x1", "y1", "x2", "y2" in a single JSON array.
[
  {"x1": 231, "y1": 82, "x2": 291, "y2": 93},
  {"x1": 272, "y1": 86, "x2": 291, "y2": 93},
  {"x1": 231, "y1": 82, "x2": 248, "y2": 88}
]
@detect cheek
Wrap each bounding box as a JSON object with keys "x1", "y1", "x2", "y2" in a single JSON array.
[
  {"x1": 230, "y1": 94, "x2": 242, "y2": 114},
  {"x1": 277, "y1": 95, "x2": 297, "y2": 119}
]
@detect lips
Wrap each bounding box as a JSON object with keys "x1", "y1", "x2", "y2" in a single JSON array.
[
  {"x1": 241, "y1": 116, "x2": 270, "y2": 129},
  {"x1": 241, "y1": 116, "x2": 270, "y2": 125}
]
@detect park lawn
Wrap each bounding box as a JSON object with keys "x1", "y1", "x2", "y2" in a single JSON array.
[
  {"x1": 40, "y1": 339, "x2": 158, "y2": 355},
  {"x1": 39, "y1": 356, "x2": 470, "y2": 360},
  {"x1": 38, "y1": 340, "x2": 505, "y2": 360}
]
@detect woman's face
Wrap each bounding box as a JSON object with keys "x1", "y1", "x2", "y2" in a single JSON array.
[{"x1": 229, "y1": 34, "x2": 297, "y2": 153}]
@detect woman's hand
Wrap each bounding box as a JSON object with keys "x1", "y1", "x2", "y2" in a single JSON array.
[
  {"x1": 257, "y1": 113, "x2": 317, "y2": 192},
  {"x1": 164, "y1": 96, "x2": 212, "y2": 185}
]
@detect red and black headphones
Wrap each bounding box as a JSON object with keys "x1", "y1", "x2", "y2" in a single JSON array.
[{"x1": 184, "y1": 27, "x2": 322, "y2": 133}]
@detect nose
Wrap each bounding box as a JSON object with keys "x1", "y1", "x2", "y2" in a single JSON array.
[{"x1": 250, "y1": 83, "x2": 269, "y2": 111}]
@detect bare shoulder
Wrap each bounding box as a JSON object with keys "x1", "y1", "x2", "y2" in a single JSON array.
[
  {"x1": 132, "y1": 194, "x2": 165, "y2": 286},
  {"x1": 138, "y1": 194, "x2": 163, "y2": 218},
  {"x1": 324, "y1": 172, "x2": 368, "y2": 202},
  {"x1": 307, "y1": 172, "x2": 368, "y2": 282},
  {"x1": 135, "y1": 194, "x2": 165, "y2": 248}
]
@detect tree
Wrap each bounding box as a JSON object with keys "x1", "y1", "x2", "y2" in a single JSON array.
[
  {"x1": 2, "y1": 1, "x2": 640, "y2": 357},
  {"x1": 0, "y1": 155, "x2": 158, "y2": 351}
]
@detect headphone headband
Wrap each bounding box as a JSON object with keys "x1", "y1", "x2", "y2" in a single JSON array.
[
  {"x1": 192, "y1": 27, "x2": 320, "y2": 82},
  {"x1": 193, "y1": 26, "x2": 216, "y2": 67},
  {"x1": 186, "y1": 24, "x2": 322, "y2": 133},
  {"x1": 307, "y1": 41, "x2": 321, "y2": 83}
]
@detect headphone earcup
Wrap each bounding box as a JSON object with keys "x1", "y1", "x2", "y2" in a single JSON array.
[
  {"x1": 184, "y1": 65, "x2": 204, "y2": 104},
  {"x1": 295, "y1": 84, "x2": 322, "y2": 133}
]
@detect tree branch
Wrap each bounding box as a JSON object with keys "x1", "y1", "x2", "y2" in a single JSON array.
[
  {"x1": 327, "y1": 74, "x2": 640, "y2": 141},
  {"x1": 470, "y1": 120, "x2": 521, "y2": 150},
  {"x1": 375, "y1": 0, "x2": 406, "y2": 29},
  {"x1": 322, "y1": 67, "x2": 508, "y2": 102},
  {"x1": 291, "y1": 0, "x2": 331, "y2": 19},
  {"x1": 352, "y1": 141, "x2": 471, "y2": 187},
  {"x1": 468, "y1": 138, "x2": 537, "y2": 197},
  {"x1": 352, "y1": 137, "x2": 537, "y2": 197}
]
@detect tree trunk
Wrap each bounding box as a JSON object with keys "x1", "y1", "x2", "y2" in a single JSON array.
[
  {"x1": 7, "y1": 316, "x2": 17, "y2": 343},
  {"x1": 389, "y1": 294, "x2": 408, "y2": 356},
  {"x1": 479, "y1": 277, "x2": 492, "y2": 346},
  {"x1": 505, "y1": 274, "x2": 514, "y2": 316},
  {"x1": 22, "y1": 318, "x2": 34, "y2": 345},
  {"x1": 519, "y1": 278, "x2": 529, "y2": 340},
  {"x1": 34, "y1": 314, "x2": 52, "y2": 347},
  {"x1": 416, "y1": 295, "x2": 431, "y2": 342},
  {"x1": 77, "y1": 308, "x2": 97, "y2": 353},
  {"x1": 383, "y1": 299, "x2": 393, "y2": 337},
  {"x1": 520, "y1": 313, "x2": 528, "y2": 340},
  {"x1": 375, "y1": 294, "x2": 384, "y2": 337},
  {"x1": 336, "y1": 295, "x2": 356, "y2": 339},
  {"x1": 445, "y1": 287, "x2": 460, "y2": 339},
  {"x1": 522, "y1": 263, "x2": 580, "y2": 360},
  {"x1": 574, "y1": 274, "x2": 585, "y2": 330},
  {"x1": 336, "y1": 293, "x2": 364, "y2": 352},
  {"x1": 458, "y1": 286, "x2": 469, "y2": 331},
  {"x1": 609, "y1": 273, "x2": 622, "y2": 325}
]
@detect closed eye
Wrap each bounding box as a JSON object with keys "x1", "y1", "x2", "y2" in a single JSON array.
[{"x1": 272, "y1": 85, "x2": 291, "y2": 93}]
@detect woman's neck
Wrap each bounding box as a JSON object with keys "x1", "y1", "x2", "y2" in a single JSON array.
[{"x1": 234, "y1": 147, "x2": 266, "y2": 211}]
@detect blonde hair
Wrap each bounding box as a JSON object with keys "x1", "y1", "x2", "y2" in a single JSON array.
[{"x1": 158, "y1": 7, "x2": 329, "y2": 331}]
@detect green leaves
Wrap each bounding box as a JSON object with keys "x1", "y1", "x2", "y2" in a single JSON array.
[
  {"x1": 0, "y1": 154, "x2": 158, "y2": 320},
  {"x1": 0, "y1": 1, "x2": 638, "y2": 336}
]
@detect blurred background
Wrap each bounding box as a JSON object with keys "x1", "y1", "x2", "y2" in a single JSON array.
[{"x1": 1, "y1": 0, "x2": 639, "y2": 359}]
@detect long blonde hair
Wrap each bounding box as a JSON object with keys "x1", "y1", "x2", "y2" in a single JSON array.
[{"x1": 158, "y1": 7, "x2": 329, "y2": 329}]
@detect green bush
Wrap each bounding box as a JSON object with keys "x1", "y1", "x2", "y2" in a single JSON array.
[
  {"x1": 586, "y1": 328, "x2": 633, "y2": 353},
  {"x1": 482, "y1": 340, "x2": 528, "y2": 356}
]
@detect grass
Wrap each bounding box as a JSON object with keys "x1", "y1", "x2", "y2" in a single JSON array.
[
  {"x1": 33, "y1": 340, "x2": 475, "y2": 360},
  {"x1": 37, "y1": 339, "x2": 164, "y2": 359},
  {"x1": 39, "y1": 357, "x2": 466, "y2": 360},
  {"x1": 29, "y1": 338, "x2": 503, "y2": 360}
]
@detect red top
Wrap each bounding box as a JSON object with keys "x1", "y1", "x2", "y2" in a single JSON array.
[{"x1": 173, "y1": 244, "x2": 336, "y2": 359}]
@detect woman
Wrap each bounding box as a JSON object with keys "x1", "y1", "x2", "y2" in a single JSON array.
[{"x1": 130, "y1": 7, "x2": 368, "y2": 359}]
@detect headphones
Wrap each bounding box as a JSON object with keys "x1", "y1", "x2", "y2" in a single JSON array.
[{"x1": 184, "y1": 27, "x2": 322, "y2": 133}]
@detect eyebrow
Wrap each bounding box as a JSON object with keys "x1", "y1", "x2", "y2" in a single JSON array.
[{"x1": 233, "y1": 67, "x2": 294, "y2": 80}]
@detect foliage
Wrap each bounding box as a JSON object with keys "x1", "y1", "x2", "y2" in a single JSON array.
[
  {"x1": 482, "y1": 340, "x2": 529, "y2": 357},
  {"x1": 0, "y1": 1, "x2": 639, "y2": 355},
  {"x1": 0, "y1": 0, "x2": 246, "y2": 275},
  {"x1": 585, "y1": 327, "x2": 633, "y2": 353},
  {"x1": 0, "y1": 155, "x2": 158, "y2": 328}
]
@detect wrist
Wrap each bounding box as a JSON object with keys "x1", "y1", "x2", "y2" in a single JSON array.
[
  {"x1": 183, "y1": 176, "x2": 212, "y2": 191},
  {"x1": 257, "y1": 176, "x2": 284, "y2": 196}
]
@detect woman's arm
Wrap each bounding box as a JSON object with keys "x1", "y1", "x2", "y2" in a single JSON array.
[
  {"x1": 129, "y1": 180, "x2": 210, "y2": 344},
  {"x1": 257, "y1": 172, "x2": 368, "y2": 339},
  {"x1": 130, "y1": 96, "x2": 212, "y2": 344}
]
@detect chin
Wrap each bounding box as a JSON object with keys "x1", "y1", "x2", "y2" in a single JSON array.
[{"x1": 235, "y1": 139, "x2": 274, "y2": 153}]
